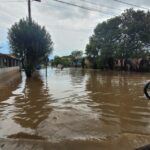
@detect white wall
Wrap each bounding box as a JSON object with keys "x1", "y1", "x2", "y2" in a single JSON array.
[{"x1": 0, "y1": 67, "x2": 20, "y2": 80}]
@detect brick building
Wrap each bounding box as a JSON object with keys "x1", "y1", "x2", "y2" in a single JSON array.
[{"x1": 0, "y1": 53, "x2": 20, "y2": 68}]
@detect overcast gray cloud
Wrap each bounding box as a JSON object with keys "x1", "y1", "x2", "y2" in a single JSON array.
[{"x1": 0, "y1": 0, "x2": 150, "y2": 56}]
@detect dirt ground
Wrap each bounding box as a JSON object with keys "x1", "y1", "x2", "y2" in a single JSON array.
[{"x1": 0, "y1": 133, "x2": 150, "y2": 150}]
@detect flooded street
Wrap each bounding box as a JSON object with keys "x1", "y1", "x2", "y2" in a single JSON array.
[{"x1": 0, "y1": 68, "x2": 150, "y2": 150}]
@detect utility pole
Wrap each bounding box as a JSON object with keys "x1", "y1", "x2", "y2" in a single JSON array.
[
  {"x1": 28, "y1": 0, "x2": 31, "y2": 22},
  {"x1": 27, "y1": 0, "x2": 41, "y2": 23},
  {"x1": 25, "y1": 0, "x2": 41, "y2": 73}
]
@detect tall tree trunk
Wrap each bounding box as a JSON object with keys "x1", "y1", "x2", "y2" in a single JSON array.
[{"x1": 25, "y1": 68, "x2": 32, "y2": 78}]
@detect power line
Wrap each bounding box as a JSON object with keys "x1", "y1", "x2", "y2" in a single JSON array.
[
  {"x1": 2, "y1": 0, "x2": 119, "y2": 17},
  {"x1": 114, "y1": 0, "x2": 149, "y2": 10},
  {"x1": 52, "y1": 0, "x2": 117, "y2": 16},
  {"x1": 45, "y1": 1, "x2": 111, "y2": 18},
  {"x1": 0, "y1": 0, "x2": 26, "y2": 2},
  {"x1": 78, "y1": 0, "x2": 124, "y2": 12}
]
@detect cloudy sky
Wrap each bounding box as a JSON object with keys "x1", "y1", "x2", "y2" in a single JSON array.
[{"x1": 0, "y1": 0, "x2": 149, "y2": 57}]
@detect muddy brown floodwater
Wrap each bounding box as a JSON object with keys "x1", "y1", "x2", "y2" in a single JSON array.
[{"x1": 0, "y1": 68, "x2": 150, "y2": 150}]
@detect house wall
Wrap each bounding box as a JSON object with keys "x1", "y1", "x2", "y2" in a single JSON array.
[
  {"x1": 0, "y1": 53, "x2": 20, "y2": 83},
  {"x1": 0, "y1": 66, "x2": 20, "y2": 81},
  {"x1": 0, "y1": 57, "x2": 20, "y2": 68}
]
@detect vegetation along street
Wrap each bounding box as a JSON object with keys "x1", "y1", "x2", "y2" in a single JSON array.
[{"x1": 0, "y1": 0, "x2": 150, "y2": 150}]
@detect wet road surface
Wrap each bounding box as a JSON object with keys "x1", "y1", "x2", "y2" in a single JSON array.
[{"x1": 0, "y1": 68, "x2": 150, "y2": 150}]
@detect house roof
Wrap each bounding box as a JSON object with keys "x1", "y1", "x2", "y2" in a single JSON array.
[{"x1": 0, "y1": 53, "x2": 18, "y2": 60}]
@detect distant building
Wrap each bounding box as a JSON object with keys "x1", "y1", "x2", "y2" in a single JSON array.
[
  {"x1": 0, "y1": 53, "x2": 20, "y2": 68},
  {"x1": 0, "y1": 53, "x2": 20, "y2": 81}
]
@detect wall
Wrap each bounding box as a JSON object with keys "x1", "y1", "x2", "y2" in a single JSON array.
[{"x1": 0, "y1": 66, "x2": 20, "y2": 82}]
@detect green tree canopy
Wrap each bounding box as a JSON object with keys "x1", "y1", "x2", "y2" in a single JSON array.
[
  {"x1": 86, "y1": 16, "x2": 122, "y2": 58},
  {"x1": 51, "y1": 55, "x2": 72, "y2": 67},
  {"x1": 120, "y1": 9, "x2": 150, "y2": 58},
  {"x1": 70, "y1": 50, "x2": 83, "y2": 67},
  {"x1": 71, "y1": 50, "x2": 83, "y2": 59},
  {"x1": 86, "y1": 9, "x2": 150, "y2": 69},
  {"x1": 8, "y1": 18, "x2": 53, "y2": 77}
]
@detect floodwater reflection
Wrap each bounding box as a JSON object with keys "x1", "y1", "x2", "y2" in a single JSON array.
[
  {"x1": 0, "y1": 72, "x2": 52, "y2": 139},
  {"x1": 86, "y1": 70, "x2": 150, "y2": 135},
  {"x1": 0, "y1": 68, "x2": 150, "y2": 149},
  {"x1": 13, "y1": 73, "x2": 52, "y2": 129}
]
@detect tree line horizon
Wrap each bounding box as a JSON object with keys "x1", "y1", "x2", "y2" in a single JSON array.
[
  {"x1": 8, "y1": 8, "x2": 150, "y2": 77},
  {"x1": 85, "y1": 8, "x2": 150, "y2": 71}
]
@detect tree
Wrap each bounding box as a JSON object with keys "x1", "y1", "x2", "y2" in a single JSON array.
[
  {"x1": 86, "y1": 16, "x2": 122, "y2": 69},
  {"x1": 120, "y1": 9, "x2": 150, "y2": 58},
  {"x1": 86, "y1": 9, "x2": 150, "y2": 70},
  {"x1": 51, "y1": 56, "x2": 62, "y2": 67},
  {"x1": 71, "y1": 50, "x2": 83, "y2": 59},
  {"x1": 8, "y1": 18, "x2": 53, "y2": 77},
  {"x1": 51, "y1": 55, "x2": 72, "y2": 67},
  {"x1": 71, "y1": 50, "x2": 83, "y2": 67}
]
